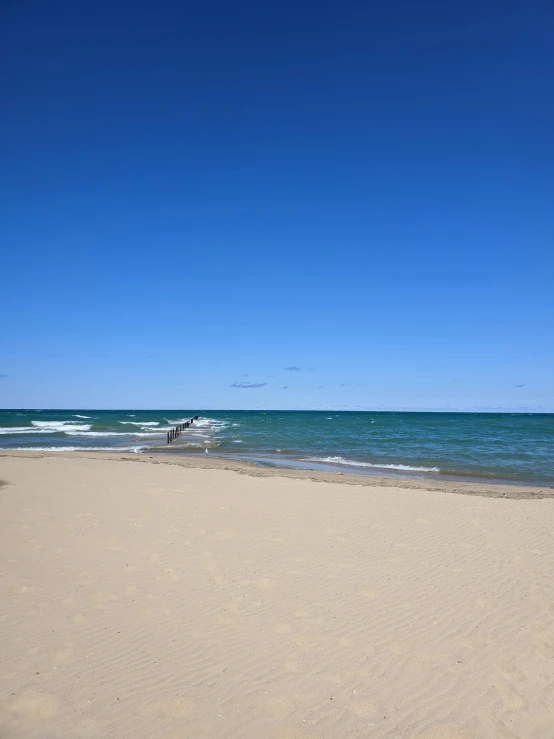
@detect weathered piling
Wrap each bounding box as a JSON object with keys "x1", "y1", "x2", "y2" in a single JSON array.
[{"x1": 166, "y1": 415, "x2": 199, "y2": 443}]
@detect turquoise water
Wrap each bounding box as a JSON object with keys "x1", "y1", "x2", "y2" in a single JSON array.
[{"x1": 0, "y1": 409, "x2": 553, "y2": 485}]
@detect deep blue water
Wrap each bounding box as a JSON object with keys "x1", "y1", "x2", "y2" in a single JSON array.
[{"x1": 1, "y1": 409, "x2": 553, "y2": 485}]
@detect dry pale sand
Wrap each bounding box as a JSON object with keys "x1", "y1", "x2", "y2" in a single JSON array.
[{"x1": 1, "y1": 454, "x2": 554, "y2": 739}]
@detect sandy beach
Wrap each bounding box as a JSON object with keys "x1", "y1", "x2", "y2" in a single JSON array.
[{"x1": 1, "y1": 453, "x2": 553, "y2": 738}]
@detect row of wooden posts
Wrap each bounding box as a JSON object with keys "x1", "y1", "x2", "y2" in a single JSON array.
[{"x1": 167, "y1": 416, "x2": 199, "y2": 444}]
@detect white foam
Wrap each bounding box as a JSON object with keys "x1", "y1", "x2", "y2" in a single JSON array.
[
  {"x1": 64, "y1": 431, "x2": 163, "y2": 437},
  {"x1": 119, "y1": 421, "x2": 159, "y2": 426},
  {"x1": 74, "y1": 414, "x2": 92, "y2": 419},
  {"x1": 64, "y1": 431, "x2": 128, "y2": 437},
  {"x1": 167, "y1": 418, "x2": 228, "y2": 431},
  {"x1": 303, "y1": 456, "x2": 440, "y2": 473},
  {"x1": 31, "y1": 421, "x2": 92, "y2": 432},
  {"x1": 10, "y1": 446, "x2": 146, "y2": 452},
  {"x1": 0, "y1": 427, "x2": 50, "y2": 434}
]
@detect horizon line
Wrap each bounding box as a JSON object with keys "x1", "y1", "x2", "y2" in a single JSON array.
[{"x1": 1, "y1": 407, "x2": 553, "y2": 414}]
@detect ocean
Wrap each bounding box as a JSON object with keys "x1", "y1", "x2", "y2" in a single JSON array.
[{"x1": 1, "y1": 409, "x2": 553, "y2": 485}]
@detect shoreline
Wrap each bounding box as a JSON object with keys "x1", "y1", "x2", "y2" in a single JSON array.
[{"x1": 1, "y1": 448, "x2": 553, "y2": 499}]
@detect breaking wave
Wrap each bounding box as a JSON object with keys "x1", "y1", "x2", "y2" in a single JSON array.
[{"x1": 303, "y1": 456, "x2": 440, "y2": 473}]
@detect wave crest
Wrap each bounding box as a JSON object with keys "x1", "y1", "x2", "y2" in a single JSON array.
[{"x1": 303, "y1": 456, "x2": 440, "y2": 473}]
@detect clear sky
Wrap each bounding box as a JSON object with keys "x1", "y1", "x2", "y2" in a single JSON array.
[{"x1": 1, "y1": 0, "x2": 553, "y2": 411}]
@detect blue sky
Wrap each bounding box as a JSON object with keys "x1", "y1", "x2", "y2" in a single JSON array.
[{"x1": 1, "y1": 0, "x2": 553, "y2": 410}]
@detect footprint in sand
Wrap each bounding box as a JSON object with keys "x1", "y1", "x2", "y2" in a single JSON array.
[
  {"x1": 535, "y1": 631, "x2": 554, "y2": 660},
  {"x1": 388, "y1": 642, "x2": 409, "y2": 655},
  {"x1": 349, "y1": 699, "x2": 374, "y2": 717},
  {"x1": 274, "y1": 623, "x2": 293, "y2": 634},
  {"x1": 496, "y1": 682, "x2": 529, "y2": 711},
  {"x1": 9, "y1": 693, "x2": 59, "y2": 720},
  {"x1": 160, "y1": 568, "x2": 180, "y2": 583},
  {"x1": 50, "y1": 646, "x2": 74, "y2": 665},
  {"x1": 89, "y1": 592, "x2": 119, "y2": 609},
  {"x1": 267, "y1": 698, "x2": 289, "y2": 718},
  {"x1": 496, "y1": 659, "x2": 524, "y2": 682}
]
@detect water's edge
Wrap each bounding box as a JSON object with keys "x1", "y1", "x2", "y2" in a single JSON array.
[
  {"x1": 2, "y1": 449, "x2": 552, "y2": 500},
  {"x1": 1, "y1": 410, "x2": 553, "y2": 486}
]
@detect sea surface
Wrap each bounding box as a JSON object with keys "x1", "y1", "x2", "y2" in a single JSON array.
[{"x1": 1, "y1": 409, "x2": 553, "y2": 485}]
